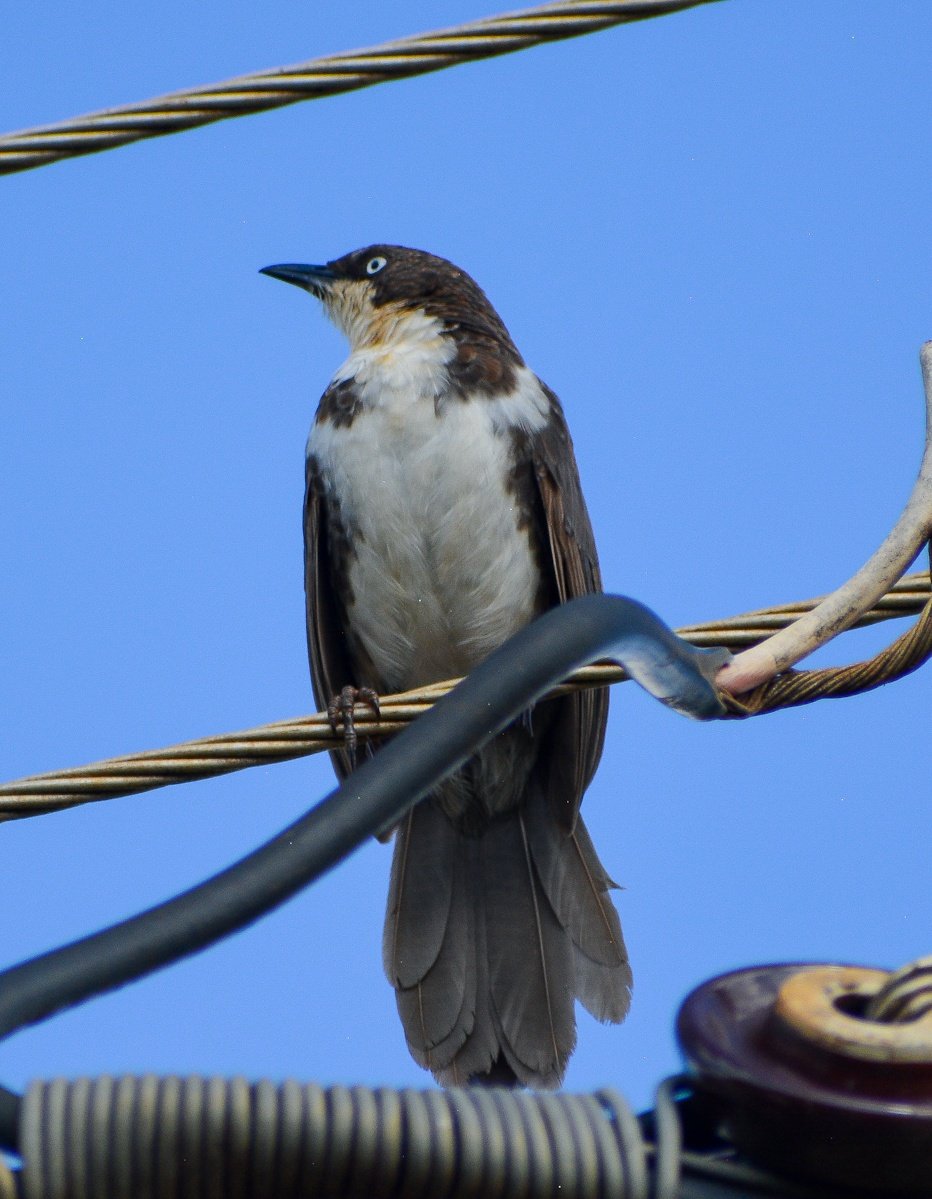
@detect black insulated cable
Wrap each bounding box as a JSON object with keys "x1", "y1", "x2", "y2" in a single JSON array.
[{"x1": 0, "y1": 594, "x2": 728, "y2": 1153}]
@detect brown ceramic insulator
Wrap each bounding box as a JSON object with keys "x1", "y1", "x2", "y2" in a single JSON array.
[{"x1": 676, "y1": 963, "x2": 932, "y2": 1194}]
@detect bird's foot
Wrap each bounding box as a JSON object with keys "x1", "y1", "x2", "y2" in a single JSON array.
[{"x1": 328, "y1": 685, "x2": 381, "y2": 767}]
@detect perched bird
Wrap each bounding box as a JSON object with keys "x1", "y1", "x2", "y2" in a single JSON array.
[{"x1": 261, "y1": 246, "x2": 631, "y2": 1088}]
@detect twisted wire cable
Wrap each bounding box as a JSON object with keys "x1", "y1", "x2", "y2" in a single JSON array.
[
  {"x1": 721, "y1": 556, "x2": 932, "y2": 716},
  {"x1": 1, "y1": 572, "x2": 928, "y2": 820},
  {"x1": 0, "y1": 0, "x2": 720, "y2": 177}
]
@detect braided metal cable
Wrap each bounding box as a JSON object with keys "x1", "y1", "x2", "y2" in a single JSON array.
[
  {"x1": 18, "y1": 1076, "x2": 650, "y2": 1199},
  {"x1": 1, "y1": 572, "x2": 928, "y2": 821},
  {"x1": 721, "y1": 557, "x2": 932, "y2": 717},
  {"x1": 0, "y1": 0, "x2": 719, "y2": 177}
]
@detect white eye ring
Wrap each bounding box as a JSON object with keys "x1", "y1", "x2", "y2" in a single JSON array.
[{"x1": 366, "y1": 256, "x2": 387, "y2": 275}]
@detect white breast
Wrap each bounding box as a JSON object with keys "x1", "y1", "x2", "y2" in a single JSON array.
[{"x1": 309, "y1": 338, "x2": 551, "y2": 691}]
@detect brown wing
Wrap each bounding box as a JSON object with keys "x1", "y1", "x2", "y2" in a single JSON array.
[
  {"x1": 525, "y1": 383, "x2": 609, "y2": 830},
  {"x1": 304, "y1": 453, "x2": 356, "y2": 781}
]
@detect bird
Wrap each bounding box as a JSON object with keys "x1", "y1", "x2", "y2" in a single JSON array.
[{"x1": 261, "y1": 245, "x2": 631, "y2": 1088}]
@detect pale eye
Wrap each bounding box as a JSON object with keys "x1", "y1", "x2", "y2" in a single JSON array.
[{"x1": 366, "y1": 256, "x2": 387, "y2": 275}]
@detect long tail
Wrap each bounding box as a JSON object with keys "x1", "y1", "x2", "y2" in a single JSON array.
[{"x1": 382, "y1": 789, "x2": 631, "y2": 1088}]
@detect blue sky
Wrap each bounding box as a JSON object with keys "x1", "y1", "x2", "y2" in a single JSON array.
[{"x1": 1, "y1": 1, "x2": 930, "y2": 1112}]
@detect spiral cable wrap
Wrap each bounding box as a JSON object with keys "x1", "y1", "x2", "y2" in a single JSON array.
[{"x1": 19, "y1": 1076, "x2": 653, "y2": 1199}]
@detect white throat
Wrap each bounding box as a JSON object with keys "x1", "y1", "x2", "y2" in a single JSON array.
[{"x1": 329, "y1": 308, "x2": 456, "y2": 411}]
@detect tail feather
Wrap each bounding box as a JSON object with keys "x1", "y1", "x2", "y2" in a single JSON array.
[
  {"x1": 489, "y1": 1005, "x2": 562, "y2": 1090},
  {"x1": 482, "y1": 809, "x2": 575, "y2": 1080},
  {"x1": 574, "y1": 947, "x2": 632, "y2": 1023},
  {"x1": 394, "y1": 925, "x2": 471, "y2": 1058},
  {"x1": 434, "y1": 868, "x2": 501, "y2": 1085},
  {"x1": 384, "y1": 794, "x2": 630, "y2": 1089},
  {"x1": 525, "y1": 789, "x2": 628, "y2": 970},
  {"x1": 394, "y1": 830, "x2": 502, "y2": 1085},
  {"x1": 395, "y1": 837, "x2": 476, "y2": 1060},
  {"x1": 383, "y1": 802, "x2": 456, "y2": 988}
]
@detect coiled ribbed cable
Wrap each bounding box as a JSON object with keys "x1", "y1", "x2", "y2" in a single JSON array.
[
  {"x1": 865, "y1": 955, "x2": 932, "y2": 1024},
  {"x1": 19, "y1": 1077, "x2": 651, "y2": 1199}
]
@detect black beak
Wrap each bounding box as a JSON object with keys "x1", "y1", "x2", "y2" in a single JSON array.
[{"x1": 259, "y1": 263, "x2": 336, "y2": 293}]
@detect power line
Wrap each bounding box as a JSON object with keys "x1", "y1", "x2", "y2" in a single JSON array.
[
  {"x1": 0, "y1": 0, "x2": 720, "y2": 176},
  {"x1": 1, "y1": 572, "x2": 927, "y2": 821}
]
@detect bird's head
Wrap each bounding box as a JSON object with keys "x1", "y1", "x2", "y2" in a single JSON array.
[{"x1": 261, "y1": 244, "x2": 516, "y2": 353}]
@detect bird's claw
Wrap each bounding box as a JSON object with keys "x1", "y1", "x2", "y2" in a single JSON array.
[{"x1": 328, "y1": 685, "x2": 381, "y2": 767}]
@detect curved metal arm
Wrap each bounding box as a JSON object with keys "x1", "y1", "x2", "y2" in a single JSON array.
[
  {"x1": 0, "y1": 595, "x2": 726, "y2": 1149},
  {"x1": 718, "y1": 342, "x2": 932, "y2": 693}
]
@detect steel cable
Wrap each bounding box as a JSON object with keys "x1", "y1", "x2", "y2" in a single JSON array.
[
  {"x1": 0, "y1": 0, "x2": 720, "y2": 176},
  {"x1": 0, "y1": 573, "x2": 927, "y2": 821},
  {"x1": 721, "y1": 553, "x2": 932, "y2": 717}
]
